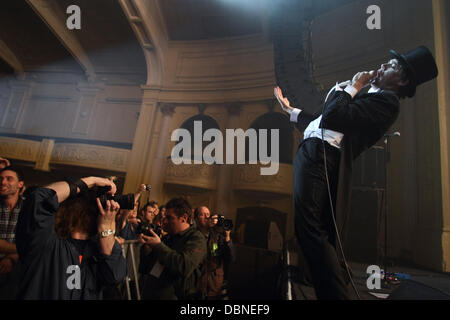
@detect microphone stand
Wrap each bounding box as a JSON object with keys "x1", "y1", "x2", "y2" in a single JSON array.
[
  {"x1": 381, "y1": 132, "x2": 400, "y2": 284},
  {"x1": 383, "y1": 135, "x2": 391, "y2": 276}
]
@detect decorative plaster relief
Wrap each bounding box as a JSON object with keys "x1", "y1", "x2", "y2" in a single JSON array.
[
  {"x1": 232, "y1": 163, "x2": 293, "y2": 195},
  {"x1": 51, "y1": 143, "x2": 129, "y2": 172},
  {"x1": 165, "y1": 160, "x2": 217, "y2": 190},
  {"x1": 0, "y1": 137, "x2": 39, "y2": 161}
]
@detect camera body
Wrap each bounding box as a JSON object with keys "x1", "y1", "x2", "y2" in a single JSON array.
[
  {"x1": 136, "y1": 222, "x2": 162, "y2": 237},
  {"x1": 216, "y1": 214, "x2": 233, "y2": 231},
  {"x1": 96, "y1": 186, "x2": 135, "y2": 210}
]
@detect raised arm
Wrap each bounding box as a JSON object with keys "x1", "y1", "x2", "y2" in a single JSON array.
[
  {"x1": 134, "y1": 184, "x2": 147, "y2": 204},
  {"x1": 274, "y1": 86, "x2": 296, "y2": 114},
  {"x1": 45, "y1": 177, "x2": 117, "y2": 203}
]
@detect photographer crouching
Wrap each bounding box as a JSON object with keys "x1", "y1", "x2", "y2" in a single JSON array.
[
  {"x1": 194, "y1": 207, "x2": 234, "y2": 300},
  {"x1": 15, "y1": 176, "x2": 127, "y2": 299}
]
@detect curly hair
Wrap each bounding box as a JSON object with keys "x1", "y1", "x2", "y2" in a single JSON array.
[{"x1": 55, "y1": 192, "x2": 99, "y2": 239}]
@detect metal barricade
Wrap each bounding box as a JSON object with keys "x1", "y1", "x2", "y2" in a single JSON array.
[{"x1": 121, "y1": 240, "x2": 141, "y2": 300}]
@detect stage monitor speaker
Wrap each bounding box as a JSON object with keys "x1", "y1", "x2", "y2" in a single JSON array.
[
  {"x1": 388, "y1": 278, "x2": 450, "y2": 300},
  {"x1": 352, "y1": 145, "x2": 386, "y2": 188},
  {"x1": 344, "y1": 188, "x2": 382, "y2": 263}
]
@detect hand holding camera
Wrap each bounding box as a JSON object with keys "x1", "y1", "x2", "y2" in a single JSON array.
[
  {"x1": 138, "y1": 228, "x2": 161, "y2": 248},
  {"x1": 81, "y1": 176, "x2": 117, "y2": 196},
  {"x1": 96, "y1": 198, "x2": 120, "y2": 232}
]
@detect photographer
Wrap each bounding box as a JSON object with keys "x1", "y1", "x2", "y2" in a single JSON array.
[
  {"x1": 195, "y1": 207, "x2": 234, "y2": 300},
  {"x1": 15, "y1": 176, "x2": 127, "y2": 299},
  {"x1": 138, "y1": 198, "x2": 206, "y2": 300}
]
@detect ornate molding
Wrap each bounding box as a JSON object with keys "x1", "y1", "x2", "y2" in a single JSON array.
[
  {"x1": 197, "y1": 104, "x2": 207, "y2": 114},
  {"x1": 232, "y1": 163, "x2": 293, "y2": 196},
  {"x1": 165, "y1": 160, "x2": 218, "y2": 190},
  {"x1": 0, "y1": 136, "x2": 130, "y2": 172},
  {"x1": 174, "y1": 42, "x2": 274, "y2": 86},
  {"x1": 0, "y1": 136, "x2": 40, "y2": 162},
  {"x1": 51, "y1": 143, "x2": 130, "y2": 172},
  {"x1": 159, "y1": 103, "x2": 176, "y2": 117},
  {"x1": 227, "y1": 103, "x2": 242, "y2": 116}
]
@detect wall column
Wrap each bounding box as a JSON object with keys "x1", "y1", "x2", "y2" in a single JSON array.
[
  {"x1": 123, "y1": 87, "x2": 161, "y2": 194},
  {"x1": 215, "y1": 104, "x2": 242, "y2": 216},
  {"x1": 148, "y1": 103, "x2": 176, "y2": 203},
  {"x1": 432, "y1": 0, "x2": 450, "y2": 272}
]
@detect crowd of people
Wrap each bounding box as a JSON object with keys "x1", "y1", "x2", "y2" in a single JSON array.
[{"x1": 0, "y1": 156, "x2": 234, "y2": 300}]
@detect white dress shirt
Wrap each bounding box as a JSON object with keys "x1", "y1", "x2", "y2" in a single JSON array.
[{"x1": 290, "y1": 84, "x2": 380, "y2": 149}]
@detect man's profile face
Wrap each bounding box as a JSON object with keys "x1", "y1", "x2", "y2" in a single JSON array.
[
  {"x1": 0, "y1": 170, "x2": 23, "y2": 197},
  {"x1": 372, "y1": 58, "x2": 409, "y2": 90},
  {"x1": 164, "y1": 208, "x2": 187, "y2": 235}
]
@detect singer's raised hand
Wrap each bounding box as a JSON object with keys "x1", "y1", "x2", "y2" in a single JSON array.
[{"x1": 274, "y1": 86, "x2": 294, "y2": 114}]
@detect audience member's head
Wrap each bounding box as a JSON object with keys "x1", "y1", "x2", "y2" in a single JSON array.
[
  {"x1": 164, "y1": 198, "x2": 192, "y2": 235},
  {"x1": 141, "y1": 201, "x2": 159, "y2": 223},
  {"x1": 0, "y1": 165, "x2": 25, "y2": 199},
  {"x1": 194, "y1": 206, "x2": 211, "y2": 232},
  {"x1": 55, "y1": 191, "x2": 99, "y2": 239}
]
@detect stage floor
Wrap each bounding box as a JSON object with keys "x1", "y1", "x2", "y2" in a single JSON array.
[{"x1": 292, "y1": 261, "x2": 450, "y2": 300}]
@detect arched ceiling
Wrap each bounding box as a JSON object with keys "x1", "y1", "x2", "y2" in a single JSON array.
[
  {"x1": 0, "y1": 0, "x2": 82, "y2": 73},
  {"x1": 0, "y1": 0, "x2": 360, "y2": 83},
  {"x1": 159, "y1": 0, "x2": 264, "y2": 41},
  {"x1": 0, "y1": 0, "x2": 146, "y2": 84}
]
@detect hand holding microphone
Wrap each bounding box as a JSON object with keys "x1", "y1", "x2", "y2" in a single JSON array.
[{"x1": 351, "y1": 70, "x2": 376, "y2": 91}]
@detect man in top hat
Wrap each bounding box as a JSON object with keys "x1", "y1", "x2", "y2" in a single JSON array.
[{"x1": 274, "y1": 46, "x2": 438, "y2": 299}]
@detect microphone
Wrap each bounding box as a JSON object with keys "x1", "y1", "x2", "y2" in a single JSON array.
[
  {"x1": 338, "y1": 71, "x2": 377, "y2": 88},
  {"x1": 384, "y1": 131, "x2": 401, "y2": 137}
]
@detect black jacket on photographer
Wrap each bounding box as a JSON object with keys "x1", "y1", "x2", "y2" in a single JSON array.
[
  {"x1": 139, "y1": 226, "x2": 206, "y2": 300},
  {"x1": 15, "y1": 187, "x2": 127, "y2": 300}
]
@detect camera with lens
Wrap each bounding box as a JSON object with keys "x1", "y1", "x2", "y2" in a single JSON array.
[
  {"x1": 96, "y1": 186, "x2": 135, "y2": 210},
  {"x1": 136, "y1": 222, "x2": 162, "y2": 237},
  {"x1": 216, "y1": 214, "x2": 233, "y2": 231}
]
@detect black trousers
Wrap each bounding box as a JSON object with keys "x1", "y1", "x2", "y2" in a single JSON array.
[{"x1": 293, "y1": 138, "x2": 349, "y2": 300}]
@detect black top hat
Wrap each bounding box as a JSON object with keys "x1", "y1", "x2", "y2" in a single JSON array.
[{"x1": 389, "y1": 45, "x2": 438, "y2": 97}]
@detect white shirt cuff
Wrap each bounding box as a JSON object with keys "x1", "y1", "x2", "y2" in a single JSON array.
[
  {"x1": 334, "y1": 82, "x2": 344, "y2": 91},
  {"x1": 290, "y1": 108, "x2": 302, "y2": 123},
  {"x1": 344, "y1": 85, "x2": 359, "y2": 99}
]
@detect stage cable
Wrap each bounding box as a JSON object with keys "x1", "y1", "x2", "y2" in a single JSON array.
[{"x1": 321, "y1": 84, "x2": 361, "y2": 300}]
